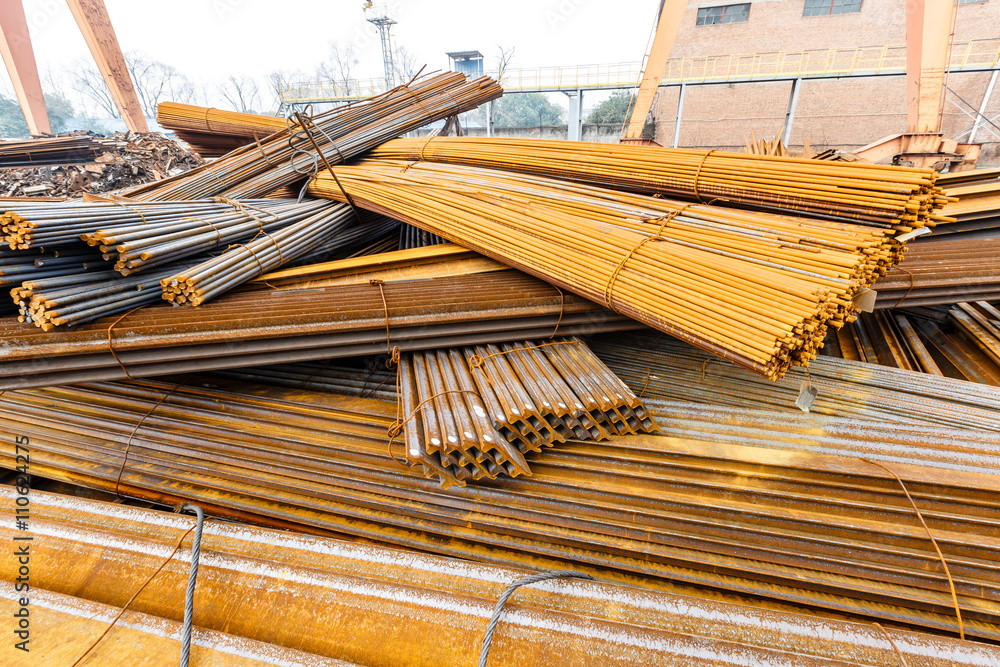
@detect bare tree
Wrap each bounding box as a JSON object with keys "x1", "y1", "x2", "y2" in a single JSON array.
[
  {"x1": 395, "y1": 46, "x2": 421, "y2": 82},
  {"x1": 69, "y1": 58, "x2": 120, "y2": 119},
  {"x1": 218, "y1": 75, "x2": 261, "y2": 114},
  {"x1": 318, "y1": 41, "x2": 360, "y2": 94},
  {"x1": 125, "y1": 51, "x2": 195, "y2": 117},
  {"x1": 487, "y1": 45, "x2": 516, "y2": 129}
]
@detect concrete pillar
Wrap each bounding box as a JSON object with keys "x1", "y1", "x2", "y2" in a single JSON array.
[
  {"x1": 487, "y1": 100, "x2": 494, "y2": 137},
  {"x1": 0, "y1": 0, "x2": 51, "y2": 136},
  {"x1": 565, "y1": 90, "x2": 583, "y2": 141},
  {"x1": 783, "y1": 78, "x2": 802, "y2": 146}
]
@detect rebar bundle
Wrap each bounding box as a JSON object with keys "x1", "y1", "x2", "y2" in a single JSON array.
[
  {"x1": 2, "y1": 199, "x2": 289, "y2": 251},
  {"x1": 156, "y1": 102, "x2": 287, "y2": 157},
  {"x1": 368, "y1": 136, "x2": 951, "y2": 228},
  {"x1": 80, "y1": 199, "x2": 335, "y2": 275},
  {"x1": 161, "y1": 203, "x2": 355, "y2": 306},
  {"x1": 0, "y1": 246, "x2": 107, "y2": 310},
  {"x1": 14, "y1": 487, "x2": 998, "y2": 667},
  {"x1": 0, "y1": 271, "x2": 635, "y2": 389},
  {"x1": 13, "y1": 263, "x2": 197, "y2": 329},
  {"x1": 398, "y1": 338, "x2": 658, "y2": 486},
  {"x1": 310, "y1": 159, "x2": 910, "y2": 379},
  {"x1": 125, "y1": 73, "x2": 502, "y2": 202},
  {"x1": 5, "y1": 379, "x2": 1000, "y2": 640}
]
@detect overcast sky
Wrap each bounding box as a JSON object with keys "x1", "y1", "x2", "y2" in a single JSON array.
[{"x1": 4, "y1": 0, "x2": 658, "y2": 113}]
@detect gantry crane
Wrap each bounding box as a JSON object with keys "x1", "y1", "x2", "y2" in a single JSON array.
[{"x1": 0, "y1": 0, "x2": 148, "y2": 136}]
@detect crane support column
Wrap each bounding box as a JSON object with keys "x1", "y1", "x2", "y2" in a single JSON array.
[
  {"x1": 566, "y1": 90, "x2": 583, "y2": 141},
  {"x1": 64, "y1": 0, "x2": 148, "y2": 133},
  {"x1": 906, "y1": 0, "x2": 956, "y2": 133},
  {"x1": 622, "y1": 0, "x2": 686, "y2": 142},
  {"x1": 0, "y1": 0, "x2": 51, "y2": 136}
]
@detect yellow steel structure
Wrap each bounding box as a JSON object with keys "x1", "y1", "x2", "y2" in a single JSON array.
[
  {"x1": 278, "y1": 39, "x2": 1000, "y2": 104},
  {"x1": 622, "y1": 0, "x2": 685, "y2": 141}
]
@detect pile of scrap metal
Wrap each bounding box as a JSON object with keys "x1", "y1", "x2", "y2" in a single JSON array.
[
  {"x1": 3, "y1": 81, "x2": 1000, "y2": 662},
  {"x1": 0, "y1": 131, "x2": 203, "y2": 198}
]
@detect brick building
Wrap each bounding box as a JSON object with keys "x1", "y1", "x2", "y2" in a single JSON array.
[{"x1": 652, "y1": 0, "x2": 1000, "y2": 162}]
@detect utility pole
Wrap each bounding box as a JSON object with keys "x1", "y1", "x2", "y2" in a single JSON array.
[{"x1": 364, "y1": 2, "x2": 398, "y2": 89}]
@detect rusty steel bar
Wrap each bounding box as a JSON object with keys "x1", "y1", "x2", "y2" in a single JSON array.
[
  {"x1": 11, "y1": 487, "x2": 1000, "y2": 666},
  {"x1": 3, "y1": 379, "x2": 1000, "y2": 639}
]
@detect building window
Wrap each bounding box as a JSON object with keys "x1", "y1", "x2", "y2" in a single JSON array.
[
  {"x1": 959, "y1": 0, "x2": 986, "y2": 4},
  {"x1": 696, "y1": 3, "x2": 751, "y2": 25},
  {"x1": 803, "y1": 0, "x2": 862, "y2": 16}
]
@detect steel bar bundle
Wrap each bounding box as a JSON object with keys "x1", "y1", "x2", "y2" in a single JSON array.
[
  {"x1": 2, "y1": 198, "x2": 291, "y2": 250},
  {"x1": 368, "y1": 136, "x2": 950, "y2": 229},
  {"x1": 161, "y1": 203, "x2": 355, "y2": 306},
  {"x1": 156, "y1": 102, "x2": 288, "y2": 157},
  {"x1": 399, "y1": 222, "x2": 447, "y2": 249},
  {"x1": 590, "y1": 333, "x2": 1000, "y2": 433},
  {"x1": 310, "y1": 159, "x2": 908, "y2": 379},
  {"x1": 5, "y1": 380, "x2": 1000, "y2": 640},
  {"x1": 282, "y1": 214, "x2": 399, "y2": 268},
  {"x1": 398, "y1": 338, "x2": 658, "y2": 486},
  {"x1": 0, "y1": 271, "x2": 635, "y2": 389},
  {"x1": 0, "y1": 246, "x2": 107, "y2": 312},
  {"x1": 124, "y1": 73, "x2": 502, "y2": 202},
  {"x1": 0, "y1": 134, "x2": 118, "y2": 168},
  {"x1": 13, "y1": 263, "x2": 198, "y2": 329},
  {"x1": 875, "y1": 236, "x2": 1000, "y2": 307},
  {"x1": 80, "y1": 199, "x2": 335, "y2": 275},
  {"x1": 13, "y1": 489, "x2": 999, "y2": 667}
]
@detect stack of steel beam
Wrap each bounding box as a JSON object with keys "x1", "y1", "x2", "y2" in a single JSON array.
[
  {"x1": 0, "y1": 271, "x2": 635, "y2": 389},
  {"x1": 310, "y1": 159, "x2": 918, "y2": 379},
  {"x1": 875, "y1": 237, "x2": 1000, "y2": 307},
  {"x1": 821, "y1": 304, "x2": 1000, "y2": 385},
  {"x1": 4, "y1": 379, "x2": 1000, "y2": 640},
  {"x1": 591, "y1": 333, "x2": 1000, "y2": 432},
  {"x1": 398, "y1": 337, "x2": 657, "y2": 486},
  {"x1": 13, "y1": 487, "x2": 1000, "y2": 666},
  {"x1": 124, "y1": 73, "x2": 503, "y2": 202},
  {"x1": 369, "y1": 136, "x2": 950, "y2": 229}
]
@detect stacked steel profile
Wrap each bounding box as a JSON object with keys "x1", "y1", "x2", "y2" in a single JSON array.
[
  {"x1": 4, "y1": 378, "x2": 1000, "y2": 641},
  {"x1": 11, "y1": 488, "x2": 1000, "y2": 667},
  {"x1": 398, "y1": 338, "x2": 658, "y2": 486}
]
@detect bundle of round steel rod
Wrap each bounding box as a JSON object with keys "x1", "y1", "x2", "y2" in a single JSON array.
[
  {"x1": 2, "y1": 198, "x2": 290, "y2": 250},
  {"x1": 309, "y1": 159, "x2": 907, "y2": 379},
  {"x1": 399, "y1": 222, "x2": 446, "y2": 249},
  {"x1": 367, "y1": 136, "x2": 951, "y2": 229},
  {"x1": 0, "y1": 246, "x2": 107, "y2": 302},
  {"x1": 288, "y1": 214, "x2": 399, "y2": 267},
  {"x1": 13, "y1": 262, "x2": 200, "y2": 329},
  {"x1": 156, "y1": 102, "x2": 288, "y2": 157},
  {"x1": 123, "y1": 72, "x2": 503, "y2": 202},
  {"x1": 80, "y1": 198, "x2": 334, "y2": 275},
  {"x1": 875, "y1": 236, "x2": 1000, "y2": 307},
  {"x1": 162, "y1": 203, "x2": 356, "y2": 306},
  {"x1": 589, "y1": 333, "x2": 1000, "y2": 433},
  {"x1": 398, "y1": 337, "x2": 658, "y2": 487},
  {"x1": 0, "y1": 271, "x2": 637, "y2": 389},
  {"x1": 5, "y1": 379, "x2": 1000, "y2": 641},
  {"x1": 13, "y1": 489, "x2": 998, "y2": 667}
]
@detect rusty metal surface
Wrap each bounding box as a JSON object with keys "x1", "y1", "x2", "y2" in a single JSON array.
[
  {"x1": 3, "y1": 378, "x2": 1000, "y2": 640},
  {"x1": 5, "y1": 487, "x2": 1000, "y2": 667}
]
